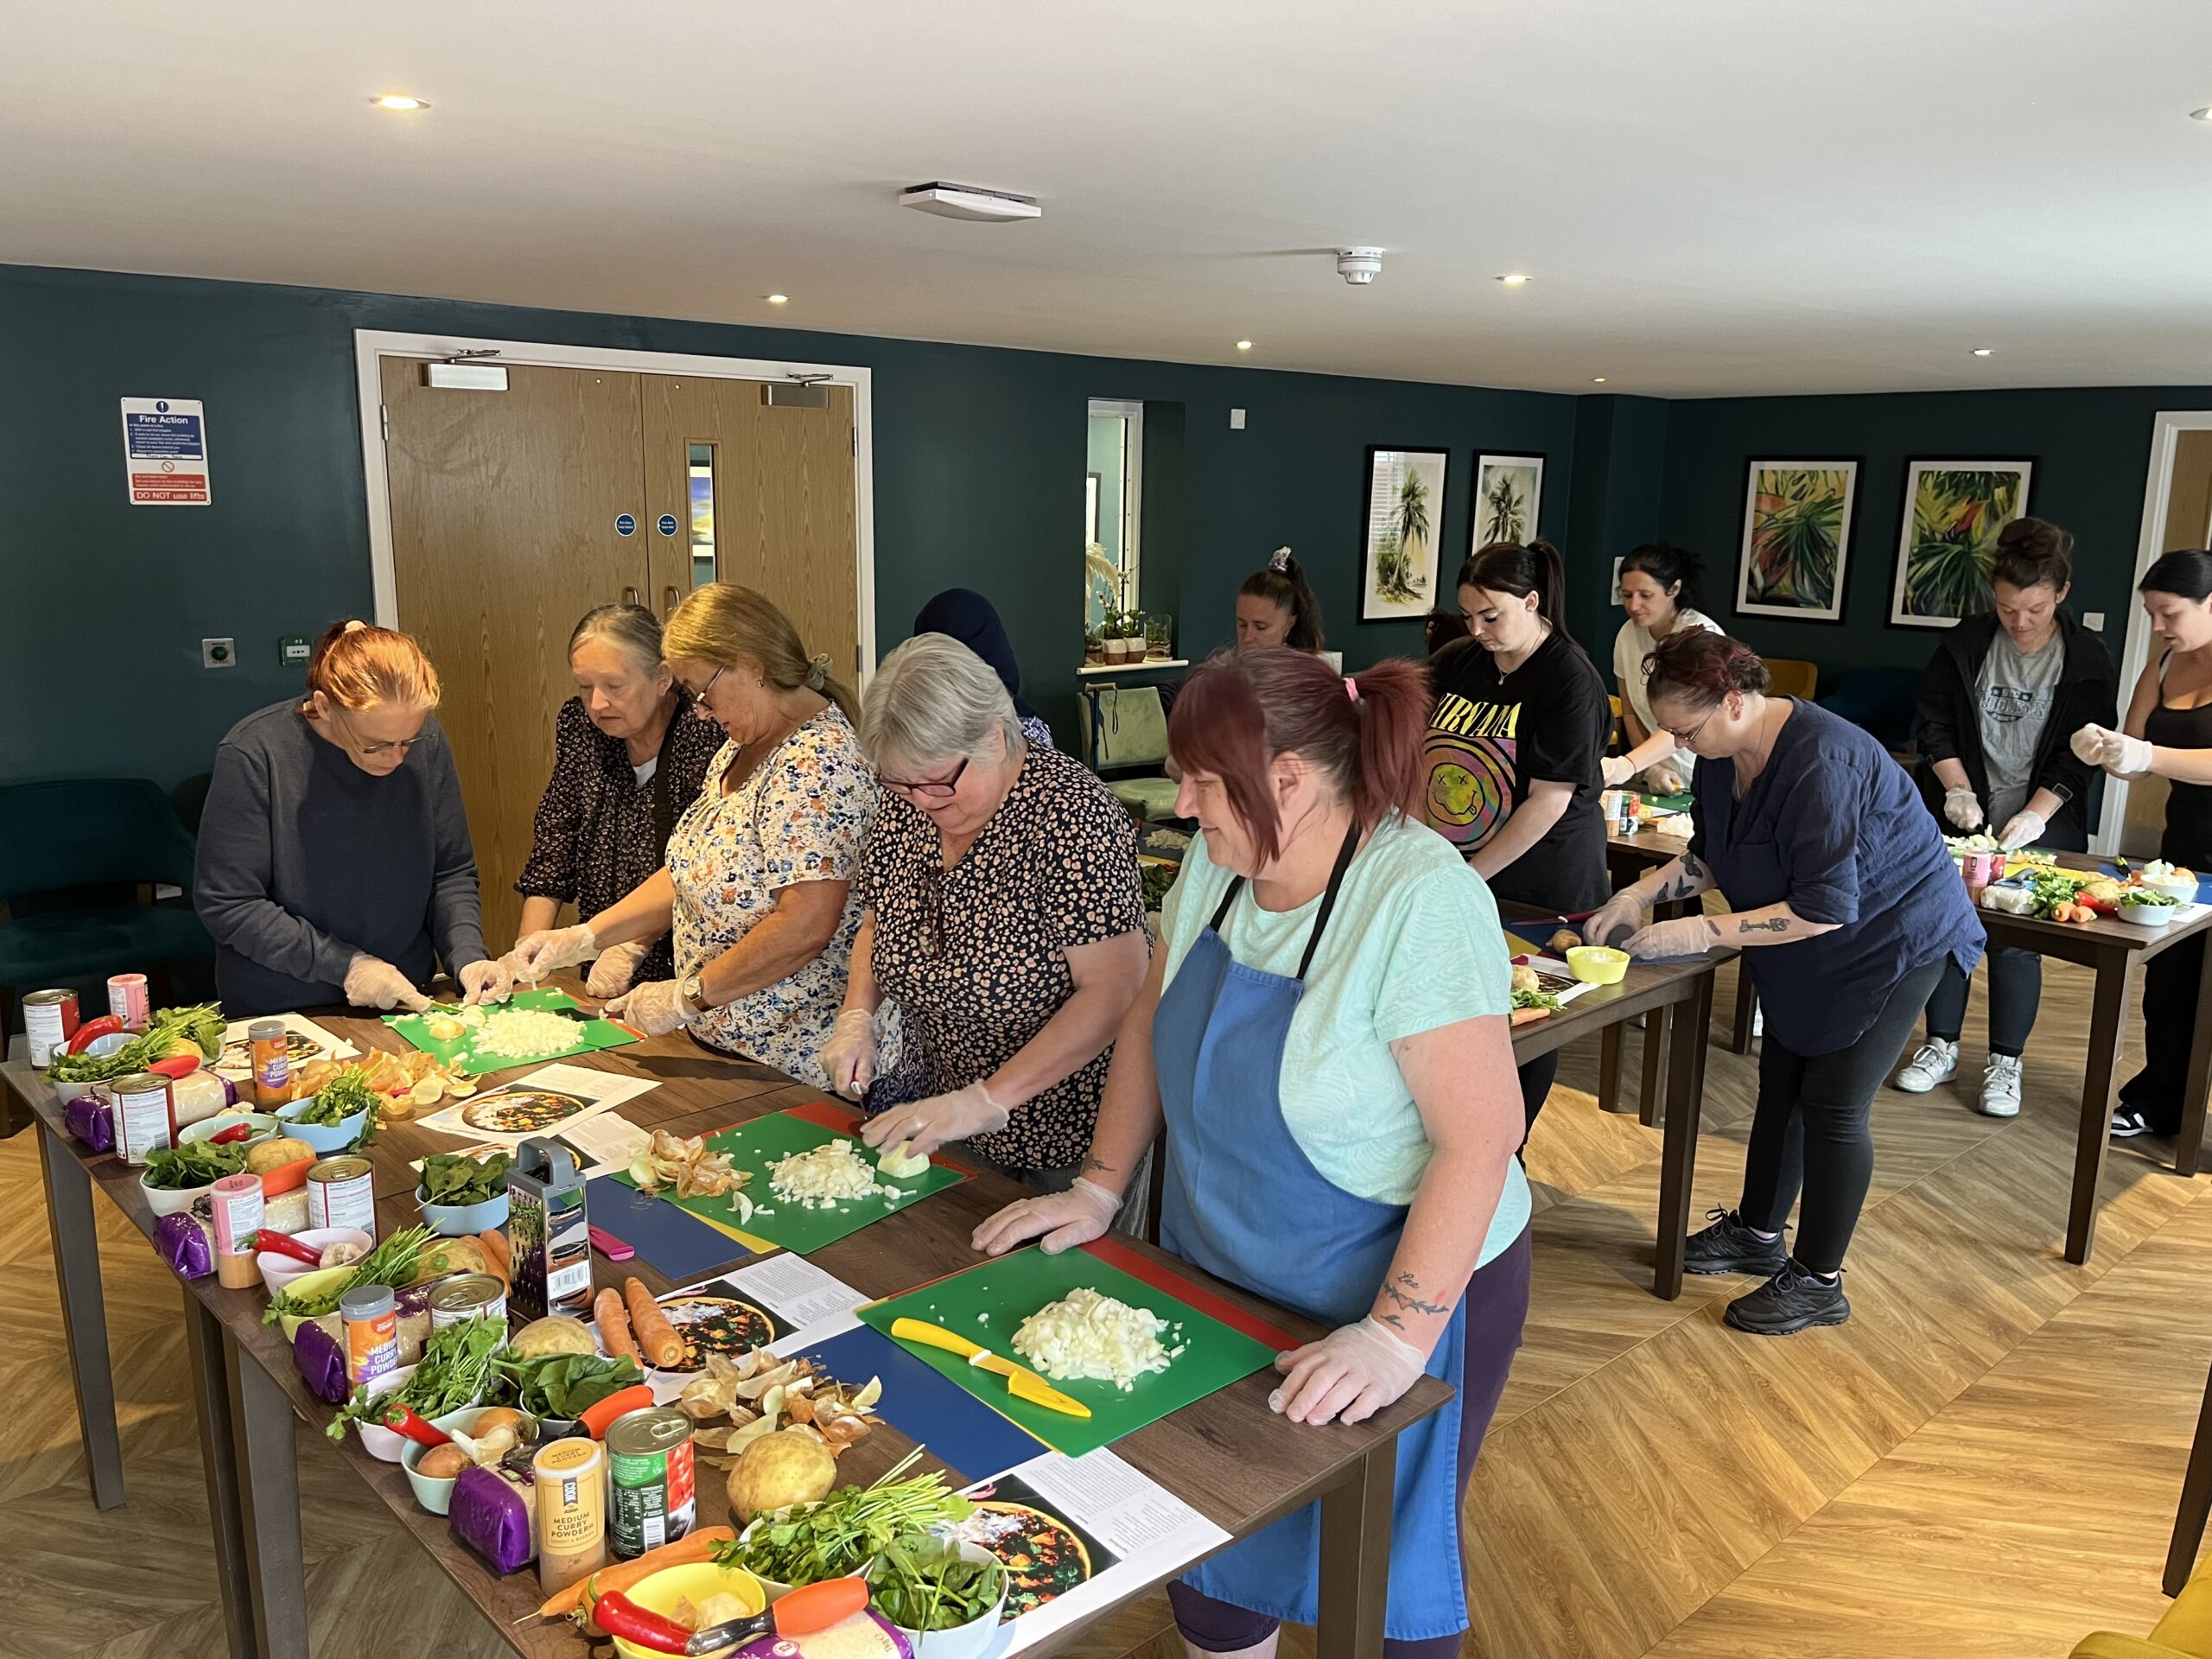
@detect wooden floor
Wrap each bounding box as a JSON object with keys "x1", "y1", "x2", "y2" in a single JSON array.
[{"x1": 6, "y1": 952, "x2": 2209, "y2": 1659}]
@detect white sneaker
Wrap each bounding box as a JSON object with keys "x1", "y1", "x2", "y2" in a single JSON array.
[
  {"x1": 1894, "y1": 1038, "x2": 1959, "y2": 1093},
  {"x1": 1979, "y1": 1055, "x2": 2023, "y2": 1118}
]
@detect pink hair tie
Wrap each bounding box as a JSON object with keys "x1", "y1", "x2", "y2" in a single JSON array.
[{"x1": 1344, "y1": 677, "x2": 1360, "y2": 702}]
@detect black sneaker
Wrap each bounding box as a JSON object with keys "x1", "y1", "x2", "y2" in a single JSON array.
[
  {"x1": 1723, "y1": 1261, "x2": 1851, "y2": 1336},
  {"x1": 1681, "y1": 1208, "x2": 1788, "y2": 1276},
  {"x1": 2111, "y1": 1108, "x2": 2157, "y2": 1139}
]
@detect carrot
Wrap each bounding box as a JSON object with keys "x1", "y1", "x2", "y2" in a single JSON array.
[
  {"x1": 624, "y1": 1275, "x2": 684, "y2": 1369},
  {"x1": 578, "y1": 1382, "x2": 656, "y2": 1441},
  {"x1": 476, "y1": 1230, "x2": 510, "y2": 1284},
  {"x1": 539, "y1": 1525, "x2": 734, "y2": 1619},
  {"x1": 594, "y1": 1286, "x2": 638, "y2": 1363}
]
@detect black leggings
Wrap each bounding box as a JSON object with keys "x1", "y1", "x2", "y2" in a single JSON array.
[
  {"x1": 2120, "y1": 932, "x2": 2204, "y2": 1135},
  {"x1": 1740, "y1": 960, "x2": 1946, "y2": 1274},
  {"x1": 1920, "y1": 945, "x2": 2043, "y2": 1058},
  {"x1": 1516, "y1": 1052, "x2": 1558, "y2": 1137}
]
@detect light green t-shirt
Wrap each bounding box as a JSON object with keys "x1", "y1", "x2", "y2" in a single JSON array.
[{"x1": 1160, "y1": 812, "x2": 1532, "y2": 1268}]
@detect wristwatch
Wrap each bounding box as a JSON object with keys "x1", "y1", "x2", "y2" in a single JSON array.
[{"x1": 679, "y1": 972, "x2": 706, "y2": 1020}]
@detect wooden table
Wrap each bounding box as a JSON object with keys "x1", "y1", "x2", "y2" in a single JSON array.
[{"x1": 7, "y1": 991, "x2": 1452, "y2": 1659}]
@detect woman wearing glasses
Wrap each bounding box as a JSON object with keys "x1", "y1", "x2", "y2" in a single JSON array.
[
  {"x1": 825, "y1": 633, "x2": 1150, "y2": 1198},
  {"x1": 510, "y1": 584, "x2": 876, "y2": 1089},
  {"x1": 195, "y1": 620, "x2": 510, "y2": 1016}
]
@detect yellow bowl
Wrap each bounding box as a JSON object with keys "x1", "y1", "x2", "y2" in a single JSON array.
[
  {"x1": 1566, "y1": 945, "x2": 1629, "y2": 985},
  {"x1": 275, "y1": 1265, "x2": 358, "y2": 1338},
  {"x1": 609, "y1": 1561, "x2": 766, "y2": 1659}
]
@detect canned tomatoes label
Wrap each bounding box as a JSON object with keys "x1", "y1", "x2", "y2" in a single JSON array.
[
  {"x1": 25, "y1": 989, "x2": 79, "y2": 1069},
  {"x1": 306, "y1": 1155, "x2": 377, "y2": 1235},
  {"x1": 112, "y1": 1072, "x2": 176, "y2": 1165},
  {"x1": 107, "y1": 973, "x2": 150, "y2": 1031},
  {"x1": 428, "y1": 1273, "x2": 507, "y2": 1332},
  {"x1": 607, "y1": 1406, "x2": 696, "y2": 1558}
]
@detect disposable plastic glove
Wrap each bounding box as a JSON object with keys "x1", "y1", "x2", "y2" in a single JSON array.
[
  {"x1": 1998, "y1": 810, "x2": 2047, "y2": 854},
  {"x1": 1643, "y1": 766, "x2": 1685, "y2": 796},
  {"x1": 1599, "y1": 754, "x2": 1637, "y2": 787},
  {"x1": 821, "y1": 1007, "x2": 879, "y2": 1100},
  {"x1": 458, "y1": 957, "x2": 514, "y2": 1007},
  {"x1": 509, "y1": 923, "x2": 597, "y2": 983},
  {"x1": 605, "y1": 978, "x2": 692, "y2": 1036},
  {"x1": 585, "y1": 938, "x2": 649, "y2": 1000},
  {"x1": 861, "y1": 1080, "x2": 1009, "y2": 1160},
  {"x1": 1271, "y1": 1317, "x2": 1428, "y2": 1427},
  {"x1": 1943, "y1": 787, "x2": 1984, "y2": 830},
  {"x1": 970, "y1": 1177, "x2": 1120, "y2": 1258},
  {"x1": 2072, "y1": 723, "x2": 2152, "y2": 776},
  {"x1": 1581, "y1": 889, "x2": 1646, "y2": 950},
  {"x1": 1623, "y1": 913, "x2": 1720, "y2": 959},
  {"x1": 344, "y1": 954, "x2": 430, "y2": 1013}
]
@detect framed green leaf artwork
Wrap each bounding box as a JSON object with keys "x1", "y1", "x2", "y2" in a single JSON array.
[
  {"x1": 1889, "y1": 458, "x2": 2035, "y2": 628},
  {"x1": 1737, "y1": 459, "x2": 1860, "y2": 623}
]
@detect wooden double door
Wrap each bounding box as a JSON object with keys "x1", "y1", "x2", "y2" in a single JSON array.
[{"x1": 378, "y1": 359, "x2": 859, "y2": 948}]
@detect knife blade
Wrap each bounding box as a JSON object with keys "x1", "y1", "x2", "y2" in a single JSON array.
[{"x1": 889, "y1": 1316, "x2": 1092, "y2": 1417}]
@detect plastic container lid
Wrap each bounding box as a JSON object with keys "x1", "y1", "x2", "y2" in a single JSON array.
[{"x1": 340, "y1": 1284, "x2": 396, "y2": 1320}]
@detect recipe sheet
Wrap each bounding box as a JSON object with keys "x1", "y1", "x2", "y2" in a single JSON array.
[{"x1": 414, "y1": 1061, "x2": 657, "y2": 1146}]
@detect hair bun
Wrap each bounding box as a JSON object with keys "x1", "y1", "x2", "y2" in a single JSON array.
[
  {"x1": 341, "y1": 619, "x2": 369, "y2": 634},
  {"x1": 1269, "y1": 548, "x2": 1294, "y2": 573},
  {"x1": 806, "y1": 652, "x2": 832, "y2": 690}
]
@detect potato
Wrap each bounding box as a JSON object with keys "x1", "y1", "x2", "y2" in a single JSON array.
[
  {"x1": 417, "y1": 1443, "x2": 472, "y2": 1481},
  {"x1": 1548, "y1": 929, "x2": 1583, "y2": 956},
  {"x1": 728, "y1": 1428, "x2": 837, "y2": 1522},
  {"x1": 1510, "y1": 963, "x2": 1539, "y2": 995},
  {"x1": 508, "y1": 1315, "x2": 595, "y2": 1358},
  {"x1": 246, "y1": 1137, "x2": 314, "y2": 1175}
]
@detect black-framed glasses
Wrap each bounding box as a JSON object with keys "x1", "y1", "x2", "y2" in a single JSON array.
[
  {"x1": 687, "y1": 664, "x2": 726, "y2": 701},
  {"x1": 1662, "y1": 705, "x2": 1719, "y2": 747},
  {"x1": 334, "y1": 706, "x2": 423, "y2": 758},
  {"x1": 879, "y1": 754, "x2": 969, "y2": 801}
]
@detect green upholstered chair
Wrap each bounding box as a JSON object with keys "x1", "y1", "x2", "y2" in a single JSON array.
[{"x1": 1079, "y1": 685, "x2": 1180, "y2": 822}]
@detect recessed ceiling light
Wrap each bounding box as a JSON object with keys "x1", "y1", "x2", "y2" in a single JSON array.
[
  {"x1": 1236, "y1": 340, "x2": 1253, "y2": 352},
  {"x1": 1971, "y1": 346, "x2": 1993, "y2": 356},
  {"x1": 371, "y1": 93, "x2": 429, "y2": 112},
  {"x1": 1592, "y1": 377, "x2": 1607, "y2": 384},
  {"x1": 765, "y1": 295, "x2": 789, "y2": 306},
  {"x1": 2193, "y1": 106, "x2": 2212, "y2": 122},
  {"x1": 1496, "y1": 273, "x2": 1532, "y2": 285}
]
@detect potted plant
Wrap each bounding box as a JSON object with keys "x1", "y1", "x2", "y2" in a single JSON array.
[
  {"x1": 1103, "y1": 628, "x2": 1129, "y2": 664},
  {"x1": 1116, "y1": 609, "x2": 1148, "y2": 662},
  {"x1": 1084, "y1": 625, "x2": 1105, "y2": 664},
  {"x1": 1146, "y1": 613, "x2": 1173, "y2": 659}
]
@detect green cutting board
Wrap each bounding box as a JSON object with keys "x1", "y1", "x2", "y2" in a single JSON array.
[
  {"x1": 386, "y1": 987, "x2": 639, "y2": 1076},
  {"x1": 1639, "y1": 789, "x2": 1694, "y2": 812},
  {"x1": 857, "y1": 1245, "x2": 1278, "y2": 1458},
  {"x1": 609, "y1": 1109, "x2": 968, "y2": 1255}
]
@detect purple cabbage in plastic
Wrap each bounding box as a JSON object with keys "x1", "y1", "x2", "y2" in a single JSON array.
[
  {"x1": 449, "y1": 1464, "x2": 535, "y2": 1574},
  {"x1": 155, "y1": 1211, "x2": 213, "y2": 1279},
  {"x1": 293, "y1": 1318, "x2": 351, "y2": 1404},
  {"x1": 65, "y1": 1096, "x2": 113, "y2": 1153}
]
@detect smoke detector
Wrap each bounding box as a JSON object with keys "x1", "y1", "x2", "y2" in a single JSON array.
[
  {"x1": 900, "y1": 181, "x2": 1041, "y2": 222},
  {"x1": 1337, "y1": 247, "x2": 1383, "y2": 285}
]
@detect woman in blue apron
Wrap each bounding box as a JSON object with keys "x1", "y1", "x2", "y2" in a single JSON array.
[{"x1": 976, "y1": 647, "x2": 1533, "y2": 1656}]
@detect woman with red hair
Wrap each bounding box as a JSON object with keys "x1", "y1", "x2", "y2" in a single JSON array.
[{"x1": 975, "y1": 647, "x2": 1530, "y2": 1658}]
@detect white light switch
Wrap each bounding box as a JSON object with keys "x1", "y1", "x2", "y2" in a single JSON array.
[
  {"x1": 2084, "y1": 612, "x2": 2106, "y2": 631},
  {"x1": 1230, "y1": 408, "x2": 1246, "y2": 429}
]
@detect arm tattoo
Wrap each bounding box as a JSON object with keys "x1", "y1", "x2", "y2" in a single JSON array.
[
  {"x1": 1378, "y1": 1312, "x2": 1408, "y2": 1330},
  {"x1": 1706, "y1": 918, "x2": 1724, "y2": 939},
  {"x1": 1382, "y1": 1273, "x2": 1449, "y2": 1318},
  {"x1": 1737, "y1": 917, "x2": 1789, "y2": 934},
  {"x1": 1078, "y1": 1154, "x2": 1116, "y2": 1177},
  {"x1": 1681, "y1": 854, "x2": 1707, "y2": 883}
]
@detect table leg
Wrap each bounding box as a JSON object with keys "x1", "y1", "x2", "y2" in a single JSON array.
[
  {"x1": 2167, "y1": 1357, "x2": 2212, "y2": 1596},
  {"x1": 1315, "y1": 1445, "x2": 1395, "y2": 1659},
  {"x1": 1653, "y1": 976, "x2": 1714, "y2": 1300},
  {"x1": 226, "y1": 1334, "x2": 308, "y2": 1659},
  {"x1": 1599, "y1": 1023, "x2": 1626, "y2": 1115},
  {"x1": 36, "y1": 1121, "x2": 126, "y2": 1510},
  {"x1": 1730, "y1": 970, "x2": 1758, "y2": 1055},
  {"x1": 186, "y1": 1290, "x2": 254, "y2": 1659},
  {"x1": 1638, "y1": 1005, "x2": 1670, "y2": 1129},
  {"x1": 2066, "y1": 955, "x2": 2133, "y2": 1265},
  {"x1": 2175, "y1": 939, "x2": 2212, "y2": 1179}
]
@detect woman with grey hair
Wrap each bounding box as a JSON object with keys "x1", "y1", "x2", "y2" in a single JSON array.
[
  {"x1": 831, "y1": 632, "x2": 1151, "y2": 1195},
  {"x1": 514, "y1": 603, "x2": 721, "y2": 995}
]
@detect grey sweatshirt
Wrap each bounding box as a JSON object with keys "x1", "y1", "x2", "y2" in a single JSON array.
[{"x1": 193, "y1": 701, "x2": 489, "y2": 1016}]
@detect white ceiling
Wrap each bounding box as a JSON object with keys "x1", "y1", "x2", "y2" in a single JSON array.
[{"x1": 9, "y1": 0, "x2": 2212, "y2": 398}]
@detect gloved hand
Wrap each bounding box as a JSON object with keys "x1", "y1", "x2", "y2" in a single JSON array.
[
  {"x1": 860, "y1": 1080, "x2": 1009, "y2": 1160},
  {"x1": 605, "y1": 978, "x2": 693, "y2": 1036},
  {"x1": 510, "y1": 924, "x2": 597, "y2": 983},
  {"x1": 1943, "y1": 787, "x2": 1984, "y2": 830},
  {"x1": 2072, "y1": 723, "x2": 2153, "y2": 776},
  {"x1": 821, "y1": 1007, "x2": 879, "y2": 1100},
  {"x1": 585, "y1": 938, "x2": 650, "y2": 1000},
  {"x1": 459, "y1": 957, "x2": 514, "y2": 1007},
  {"x1": 1272, "y1": 1317, "x2": 1429, "y2": 1427},
  {"x1": 1998, "y1": 810, "x2": 2047, "y2": 853},
  {"x1": 1582, "y1": 888, "x2": 1646, "y2": 949},
  {"x1": 1623, "y1": 913, "x2": 1720, "y2": 958},
  {"x1": 971, "y1": 1177, "x2": 1120, "y2": 1257},
  {"x1": 1643, "y1": 766, "x2": 1684, "y2": 796},
  {"x1": 344, "y1": 954, "x2": 431, "y2": 1013},
  {"x1": 1599, "y1": 754, "x2": 1637, "y2": 788}
]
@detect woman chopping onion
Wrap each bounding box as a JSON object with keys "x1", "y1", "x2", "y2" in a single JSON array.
[{"x1": 976, "y1": 647, "x2": 1531, "y2": 1658}]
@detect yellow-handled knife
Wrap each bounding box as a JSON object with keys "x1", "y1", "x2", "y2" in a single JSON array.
[{"x1": 889, "y1": 1317, "x2": 1092, "y2": 1418}]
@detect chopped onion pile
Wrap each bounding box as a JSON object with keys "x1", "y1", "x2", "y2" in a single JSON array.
[
  {"x1": 461, "y1": 1006, "x2": 579, "y2": 1059},
  {"x1": 767, "y1": 1138, "x2": 894, "y2": 1209},
  {"x1": 1012, "y1": 1287, "x2": 1184, "y2": 1391}
]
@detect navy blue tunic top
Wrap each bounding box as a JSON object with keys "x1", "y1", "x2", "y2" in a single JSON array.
[{"x1": 1689, "y1": 700, "x2": 1983, "y2": 1056}]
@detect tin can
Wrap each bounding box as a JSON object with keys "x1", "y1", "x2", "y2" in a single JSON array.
[
  {"x1": 607, "y1": 1406, "x2": 696, "y2": 1559},
  {"x1": 428, "y1": 1273, "x2": 507, "y2": 1332},
  {"x1": 307, "y1": 1155, "x2": 377, "y2": 1235},
  {"x1": 340, "y1": 1283, "x2": 399, "y2": 1388},
  {"x1": 534, "y1": 1437, "x2": 608, "y2": 1593},
  {"x1": 111, "y1": 1071, "x2": 176, "y2": 1165},
  {"x1": 211, "y1": 1172, "x2": 266, "y2": 1290},
  {"x1": 1599, "y1": 788, "x2": 1638, "y2": 834},
  {"x1": 106, "y1": 972, "x2": 151, "y2": 1031},
  {"x1": 249, "y1": 1019, "x2": 290, "y2": 1107},
  {"x1": 24, "y1": 988, "x2": 79, "y2": 1069},
  {"x1": 1961, "y1": 849, "x2": 2005, "y2": 893}
]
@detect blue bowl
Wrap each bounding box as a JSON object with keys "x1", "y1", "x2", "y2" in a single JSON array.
[
  {"x1": 275, "y1": 1096, "x2": 370, "y2": 1153},
  {"x1": 416, "y1": 1185, "x2": 510, "y2": 1236}
]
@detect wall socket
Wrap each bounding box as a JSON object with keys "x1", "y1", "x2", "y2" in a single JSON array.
[
  {"x1": 2084, "y1": 612, "x2": 2106, "y2": 631},
  {"x1": 1229, "y1": 408, "x2": 1247, "y2": 429},
  {"x1": 201, "y1": 637, "x2": 236, "y2": 668}
]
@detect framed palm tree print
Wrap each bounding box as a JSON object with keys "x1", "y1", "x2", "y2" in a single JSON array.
[
  {"x1": 1737, "y1": 459, "x2": 1861, "y2": 623},
  {"x1": 1471, "y1": 454, "x2": 1544, "y2": 551},
  {"x1": 1889, "y1": 459, "x2": 2035, "y2": 628},
  {"x1": 1360, "y1": 446, "x2": 1449, "y2": 621}
]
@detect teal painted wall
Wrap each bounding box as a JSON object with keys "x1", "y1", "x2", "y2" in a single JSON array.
[{"x1": 0, "y1": 264, "x2": 1580, "y2": 788}]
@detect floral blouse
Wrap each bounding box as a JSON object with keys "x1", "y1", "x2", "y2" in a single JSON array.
[
  {"x1": 859, "y1": 743, "x2": 1146, "y2": 1171},
  {"x1": 516, "y1": 697, "x2": 721, "y2": 982},
  {"x1": 666, "y1": 708, "x2": 877, "y2": 1088}
]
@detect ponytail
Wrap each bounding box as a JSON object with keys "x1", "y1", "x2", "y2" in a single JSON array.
[
  {"x1": 1341, "y1": 658, "x2": 1431, "y2": 829},
  {"x1": 304, "y1": 620, "x2": 441, "y2": 711},
  {"x1": 1238, "y1": 552, "x2": 1327, "y2": 652},
  {"x1": 1459, "y1": 538, "x2": 1567, "y2": 629}
]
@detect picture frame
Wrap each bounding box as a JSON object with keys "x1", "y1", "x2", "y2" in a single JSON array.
[
  {"x1": 1889, "y1": 457, "x2": 2036, "y2": 629},
  {"x1": 1736, "y1": 458, "x2": 1861, "y2": 623},
  {"x1": 1471, "y1": 453, "x2": 1545, "y2": 550},
  {"x1": 1360, "y1": 446, "x2": 1449, "y2": 622}
]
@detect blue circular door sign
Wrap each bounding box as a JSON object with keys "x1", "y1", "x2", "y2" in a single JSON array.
[
  {"x1": 615, "y1": 513, "x2": 637, "y2": 536},
  {"x1": 657, "y1": 512, "x2": 678, "y2": 537}
]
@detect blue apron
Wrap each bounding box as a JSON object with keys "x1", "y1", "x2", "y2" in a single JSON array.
[{"x1": 1156, "y1": 825, "x2": 1471, "y2": 1643}]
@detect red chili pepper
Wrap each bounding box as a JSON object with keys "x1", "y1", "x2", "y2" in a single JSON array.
[
  {"x1": 208, "y1": 1122, "x2": 254, "y2": 1145},
  {"x1": 587, "y1": 1590, "x2": 693, "y2": 1654},
  {"x1": 379, "y1": 1402, "x2": 452, "y2": 1447},
  {"x1": 251, "y1": 1230, "x2": 326, "y2": 1266},
  {"x1": 67, "y1": 1015, "x2": 124, "y2": 1054},
  {"x1": 149, "y1": 1052, "x2": 201, "y2": 1079}
]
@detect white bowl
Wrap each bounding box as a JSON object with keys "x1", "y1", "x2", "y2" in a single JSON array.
[
  {"x1": 180, "y1": 1111, "x2": 280, "y2": 1150},
  {"x1": 2120, "y1": 901, "x2": 2178, "y2": 928},
  {"x1": 398, "y1": 1404, "x2": 538, "y2": 1516},
  {"x1": 276, "y1": 1096, "x2": 370, "y2": 1153},
  {"x1": 2144, "y1": 872, "x2": 2199, "y2": 900},
  {"x1": 51, "y1": 1077, "x2": 107, "y2": 1103},
  {"x1": 887, "y1": 1543, "x2": 1009, "y2": 1658},
  {"x1": 355, "y1": 1364, "x2": 421, "y2": 1461},
  {"x1": 138, "y1": 1169, "x2": 210, "y2": 1217},
  {"x1": 255, "y1": 1226, "x2": 373, "y2": 1296}
]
